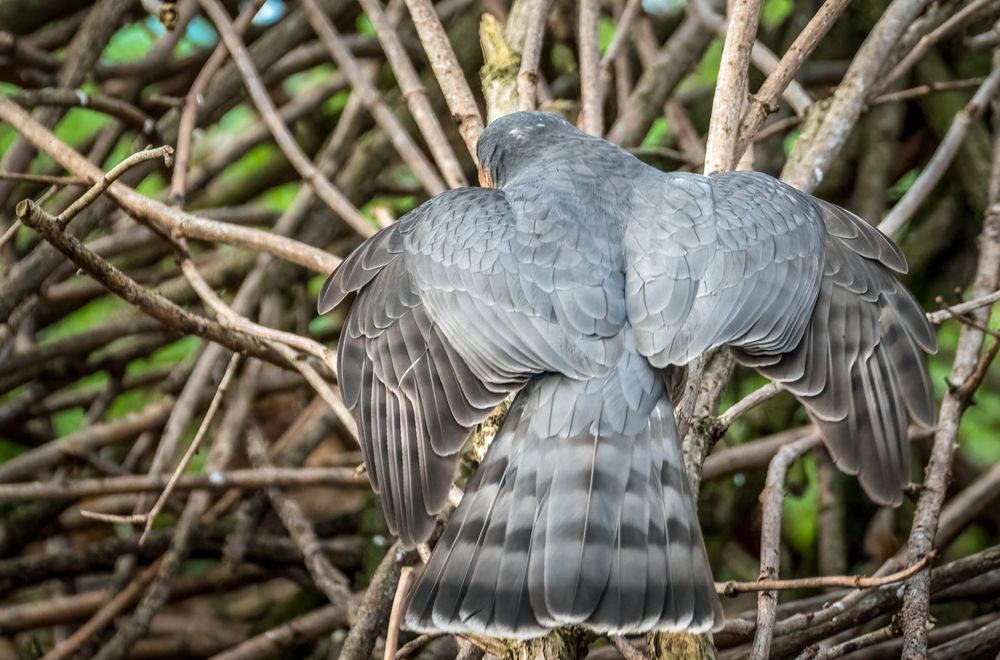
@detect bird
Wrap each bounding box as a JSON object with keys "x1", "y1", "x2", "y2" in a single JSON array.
[{"x1": 316, "y1": 110, "x2": 936, "y2": 638}]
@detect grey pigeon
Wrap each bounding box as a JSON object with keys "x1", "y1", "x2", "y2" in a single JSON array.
[{"x1": 317, "y1": 111, "x2": 936, "y2": 637}]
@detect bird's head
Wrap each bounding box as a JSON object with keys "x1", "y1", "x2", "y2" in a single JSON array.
[{"x1": 476, "y1": 111, "x2": 583, "y2": 188}]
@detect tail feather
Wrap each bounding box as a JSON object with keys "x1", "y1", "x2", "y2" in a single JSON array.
[{"x1": 404, "y1": 346, "x2": 723, "y2": 637}]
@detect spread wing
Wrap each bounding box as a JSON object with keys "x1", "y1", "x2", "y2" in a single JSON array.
[
  {"x1": 318, "y1": 186, "x2": 625, "y2": 545},
  {"x1": 626, "y1": 170, "x2": 936, "y2": 505}
]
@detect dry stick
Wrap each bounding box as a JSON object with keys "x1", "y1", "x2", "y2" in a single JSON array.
[
  {"x1": 817, "y1": 621, "x2": 900, "y2": 660},
  {"x1": 245, "y1": 423, "x2": 354, "y2": 606},
  {"x1": 599, "y1": 0, "x2": 642, "y2": 73},
  {"x1": 403, "y1": 0, "x2": 485, "y2": 159},
  {"x1": 734, "y1": 0, "x2": 853, "y2": 160},
  {"x1": 340, "y1": 543, "x2": 413, "y2": 660},
  {"x1": 691, "y1": 0, "x2": 812, "y2": 118},
  {"x1": 750, "y1": 434, "x2": 823, "y2": 660},
  {"x1": 82, "y1": 354, "x2": 241, "y2": 541},
  {"x1": 0, "y1": 466, "x2": 366, "y2": 501},
  {"x1": 702, "y1": 0, "x2": 764, "y2": 174},
  {"x1": 716, "y1": 382, "x2": 781, "y2": 433},
  {"x1": 178, "y1": 256, "x2": 354, "y2": 436},
  {"x1": 0, "y1": 170, "x2": 88, "y2": 185},
  {"x1": 383, "y1": 566, "x2": 415, "y2": 660},
  {"x1": 0, "y1": 95, "x2": 341, "y2": 273},
  {"x1": 11, "y1": 87, "x2": 156, "y2": 137},
  {"x1": 170, "y1": 0, "x2": 265, "y2": 204},
  {"x1": 359, "y1": 0, "x2": 468, "y2": 188},
  {"x1": 0, "y1": 399, "x2": 174, "y2": 483},
  {"x1": 611, "y1": 637, "x2": 651, "y2": 660},
  {"x1": 716, "y1": 551, "x2": 934, "y2": 595},
  {"x1": 781, "y1": 0, "x2": 934, "y2": 192},
  {"x1": 873, "y1": 77, "x2": 987, "y2": 105},
  {"x1": 196, "y1": 0, "x2": 374, "y2": 237},
  {"x1": 878, "y1": 65, "x2": 1000, "y2": 237},
  {"x1": 395, "y1": 633, "x2": 445, "y2": 659},
  {"x1": 300, "y1": 0, "x2": 446, "y2": 196},
  {"x1": 876, "y1": 0, "x2": 999, "y2": 96},
  {"x1": 43, "y1": 560, "x2": 163, "y2": 660},
  {"x1": 178, "y1": 257, "x2": 337, "y2": 371},
  {"x1": 208, "y1": 603, "x2": 350, "y2": 660},
  {"x1": 91, "y1": 358, "x2": 261, "y2": 660},
  {"x1": 56, "y1": 145, "x2": 173, "y2": 227},
  {"x1": 898, "y1": 78, "x2": 1000, "y2": 659},
  {"x1": 578, "y1": 0, "x2": 603, "y2": 136},
  {"x1": 13, "y1": 200, "x2": 306, "y2": 373},
  {"x1": 516, "y1": 0, "x2": 552, "y2": 112},
  {"x1": 928, "y1": 289, "x2": 1000, "y2": 322}
]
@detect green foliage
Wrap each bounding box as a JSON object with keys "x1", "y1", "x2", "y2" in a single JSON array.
[
  {"x1": 598, "y1": 17, "x2": 616, "y2": 54},
  {"x1": 102, "y1": 21, "x2": 157, "y2": 63},
  {"x1": 52, "y1": 407, "x2": 86, "y2": 437},
  {"x1": 258, "y1": 181, "x2": 300, "y2": 210},
  {"x1": 38, "y1": 296, "x2": 128, "y2": 344},
  {"x1": 681, "y1": 38, "x2": 723, "y2": 91},
  {"x1": 782, "y1": 454, "x2": 819, "y2": 558},
  {"x1": 783, "y1": 128, "x2": 800, "y2": 156},
  {"x1": 761, "y1": 0, "x2": 794, "y2": 30},
  {"x1": 642, "y1": 117, "x2": 673, "y2": 148},
  {"x1": 887, "y1": 168, "x2": 920, "y2": 202}
]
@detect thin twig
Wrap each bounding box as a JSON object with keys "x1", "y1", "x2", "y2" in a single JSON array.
[
  {"x1": 877, "y1": 0, "x2": 998, "y2": 95},
  {"x1": 169, "y1": 0, "x2": 264, "y2": 204},
  {"x1": 577, "y1": 0, "x2": 602, "y2": 136},
  {"x1": 359, "y1": 0, "x2": 468, "y2": 188},
  {"x1": 403, "y1": 0, "x2": 485, "y2": 159},
  {"x1": 0, "y1": 466, "x2": 367, "y2": 501},
  {"x1": 0, "y1": 170, "x2": 88, "y2": 185},
  {"x1": 717, "y1": 551, "x2": 935, "y2": 595},
  {"x1": 750, "y1": 434, "x2": 824, "y2": 660},
  {"x1": 300, "y1": 0, "x2": 447, "y2": 195},
  {"x1": 517, "y1": 0, "x2": 552, "y2": 112},
  {"x1": 55, "y1": 145, "x2": 173, "y2": 227},
  {"x1": 383, "y1": 567, "x2": 415, "y2": 660},
  {"x1": 79, "y1": 353, "x2": 241, "y2": 535},
  {"x1": 879, "y1": 65, "x2": 1000, "y2": 236},
  {"x1": 734, "y1": 0, "x2": 852, "y2": 159},
  {"x1": 717, "y1": 382, "x2": 782, "y2": 433},
  {"x1": 702, "y1": 0, "x2": 764, "y2": 174},
  {"x1": 0, "y1": 95, "x2": 341, "y2": 273},
  {"x1": 928, "y1": 289, "x2": 1000, "y2": 323},
  {"x1": 197, "y1": 0, "x2": 373, "y2": 236}
]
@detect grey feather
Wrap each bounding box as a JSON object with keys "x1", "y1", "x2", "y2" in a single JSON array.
[
  {"x1": 318, "y1": 110, "x2": 937, "y2": 638},
  {"x1": 404, "y1": 337, "x2": 723, "y2": 637}
]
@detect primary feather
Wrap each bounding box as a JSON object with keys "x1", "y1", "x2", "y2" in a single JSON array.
[{"x1": 318, "y1": 111, "x2": 936, "y2": 637}]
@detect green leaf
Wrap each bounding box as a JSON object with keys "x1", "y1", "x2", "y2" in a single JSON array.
[
  {"x1": 102, "y1": 22, "x2": 156, "y2": 64},
  {"x1": 762, "y1": 0, "x2": 794, "y2": 30}
]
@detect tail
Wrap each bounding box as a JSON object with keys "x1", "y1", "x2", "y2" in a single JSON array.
[
  {"x1": 735, "y1": 201, "x2": 937, "y2": 506},
  {"x1": 404, "y1": 346, "x2": 723, "y2": 638}
]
